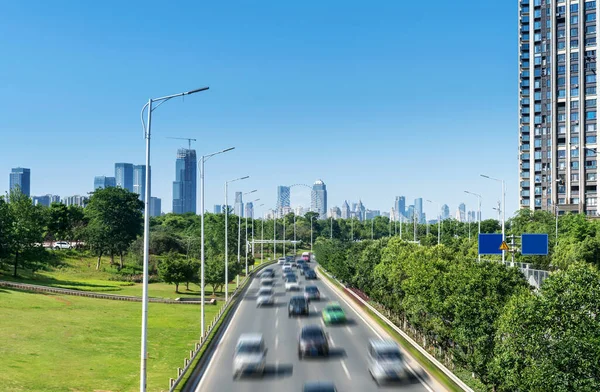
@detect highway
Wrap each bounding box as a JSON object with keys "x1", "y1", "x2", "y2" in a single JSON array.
[{"x1": 189, "y1": 259, "x2": 443, "y2": 392}]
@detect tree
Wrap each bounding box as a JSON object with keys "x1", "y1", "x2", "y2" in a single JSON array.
[
  {"x1": 46, "y1": 202, "x2": 70, "y2": 242},
  {"x1": 158, "y1": 252, "x2": 195, "y2": 293},
  {"x1": 5, "y1": 190, "x2": 46, "y2": 276},
  {"x1": 0, "y1": 196, "x2": 12, "y2": 269},
  {"x1": 203, "y1": 255, "x2": 242, "y2": 296},
  {"x1": 84, "y1": 187, "x2": 144, "y2": 270}
]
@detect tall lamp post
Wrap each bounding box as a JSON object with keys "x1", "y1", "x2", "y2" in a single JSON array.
[
  {"x1": 310, "y1": 215, "x2": 316, "y2": 253},
  {"x1": 245, "y1": 198, "x2": 260, "y2": 275},
  {"x1": 330, "y1": 216, "x2": 334, "y2": 239},
  {"x1": 224, "y1": 176, "x2": 249, "y2": 302},
  {"x1": 199, "y1": 147, "x2": 234, "y2": 339},
  {"x1": 139, "y1": 86, "x2": 209, "y2": 392},
  {"x1": 426, "y1": 199, "x2": 441, "y2": 245},
  {"x1": 258, "y1": 204, "x2": 265, "y2": 263},
  {"x1": 481, "y1": 174, "x2": 506, "y2": 262},
  {"x1": 238, "y1": 190, "x2": 257, "y2": 285},
  {"x1": 293, "y1": 214, "x2": 297, "y2": 255},
  {"x1": 464, "y1": 191, "x2": 482, "y2": 262}
]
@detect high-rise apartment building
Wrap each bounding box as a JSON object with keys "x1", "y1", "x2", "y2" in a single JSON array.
[
  {"x1": 33, "y1": 194, "x2": 60, "y2": 207},
  {"x1": 115, "y1": 163, "x2": 134, "y2": 192},
  {"x1": 172, "y1": 148, "x2": 197, "y2": 214},
  {"x1": 311, "y1": 180, "x2": 327, "y2": 219},
  {"x1": 94, "y1": 176, "x2": 116, "y2": 190},
  {"x1": 394, "y1": 196, "x2": 406, "y2": 219},
  {"x1": 277, "y1": 186, "x2": 291, "y2": 209},
  {"x1": 414, "y1": 198, "x2": 424, "y2": 223},
  {"x1": 341, "y1": 200, "x2": 350, "y2": 219},
  {"x1": 329, "y1": 206, "x2": 341, "y2": 219},
  {"x1": 133, "y1": 165, "x2": 146, "y2": 201},
  {"x1": 9, "y1": 167, "x2": 31, "y2": 196},
  {"x1": 519, "y1": 0, "x2": 599, "y2": 215},
  {"x1": 234, "y1": 191, "x2": 244, "y2": 217},
  {"x1": 62, "y1": 195, "x2": 88, "y2": 207}
]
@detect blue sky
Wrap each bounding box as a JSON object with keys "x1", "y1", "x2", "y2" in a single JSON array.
[{"x1": 0, "y1": 0, "x2": 517, "y2": 219}]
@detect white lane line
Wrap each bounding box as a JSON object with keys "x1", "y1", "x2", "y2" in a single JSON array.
[
  {"x1": 312, "y1": 305, "x2": 318, "y2": 312},
  {"x1": 319, "y1": 272, "x2": 434, "y2": 392},
  {"x1": 329, "y1": 335, "x2": 336, "y2": 346},
  {"x1": 275, "y1": 318, "x2": 279, "y2": 328},
  {"x1": 275, "y1": 335, "x2": 279, "y2": 349},
  {"x1": 341, "y1": 361, "x2": 351, "y2": 379},
  {"x1": 345, "y1": 326, "x2": 353, "y2": 335},
  {"x1": 276, "y1": 306, "x2": 279, "y2": 315}
]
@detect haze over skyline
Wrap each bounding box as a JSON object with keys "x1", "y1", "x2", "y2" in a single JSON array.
[{"x1": 0, "y1": 1, "x2": 516, "y2": 219}]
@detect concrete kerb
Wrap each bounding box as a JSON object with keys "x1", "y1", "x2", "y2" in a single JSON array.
[
  {"x1": 316, "y1": 266, "x2": 474, "y2": 392},
  {"x1": 169, "y1": 260, "x2": 276, "y2": 392}
]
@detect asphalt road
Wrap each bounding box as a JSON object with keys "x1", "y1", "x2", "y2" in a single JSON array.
[{"x1": 191, "y1": 260, "x2": 440, "y2": 392}]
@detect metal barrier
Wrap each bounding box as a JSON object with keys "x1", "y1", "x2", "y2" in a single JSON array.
[
  {"x1": 479, "y1": 259, "x2": 551, "y2": 289},
  {"x1": 168, "y1": 260, "x2": 275, "y2": 392},
  {"x1": 317, "y1": 266, "x2": 474, "y2": 392}
]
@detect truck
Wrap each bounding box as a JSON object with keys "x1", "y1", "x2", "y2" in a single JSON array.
[{"x1": 302, "y1": 252, "x2": 311, "y2": 262}]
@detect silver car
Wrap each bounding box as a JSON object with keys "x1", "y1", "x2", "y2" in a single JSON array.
[
  {"x1": 367, "y1": 339, "x2": 406, "y2": 384},
  {"x1": 233, "y1": 334, "x2": 267, "y2": 378},
  {"x1": 256, "y1": 287, "x2": 274, "y2": 307}
]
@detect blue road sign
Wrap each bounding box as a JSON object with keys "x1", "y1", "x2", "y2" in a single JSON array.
[
  {"x1": 478, "y1": 233, "x2": 504, "y2": 255},
  {"x1": 521, "y1": 234, "x2": 549, "y2": 256}
]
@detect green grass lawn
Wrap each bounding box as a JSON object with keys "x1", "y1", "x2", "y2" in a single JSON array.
[
  {"x1": 0, "y1": 287, "x2": 219, "y2": 392},
  {"x1": 0, "y1": 253, "x2": 263, "y2": 299}
]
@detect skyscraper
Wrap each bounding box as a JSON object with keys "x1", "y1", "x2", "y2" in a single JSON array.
[
  {"x1": 62, "y1": 195, "x2": 87, "y2": 207},
  {"x1": 214, "y1": 204, "x2": 222, "y2": 214},
  {"x1": 94, "y1": 176, "x2": 116, "y2": 190},
  {"x1": 172, "y1": 148, "x2": 197, "y2": 214},
  {"x1": 245, "y1": 202, "x2": 254, "y2": 219},
  {"x1": 234, "y1": 192, "x2": 244, "y2": 217},
  {"x1": 133, "y1": 165, "x2": 146, "y2": 201},
  {"x1": 519, "y1": 1, "x2": 599, "y2": 215},
  {"x1": 441, "y1": 204, "x2": 450, "y2": 220},
  {"x1": 9, "y1": 167, "x2": 31, "y2": 196},
  {"x1": 356, "y1": 200, "x2": 366, "y2": 221},
  {"x1": 458, "y1": 203, "x2": 466, "y2": 222},
  {"x1": 311, "y1": 179, "x2": 327, "y2": 219},
  {"x1": 414, "y1": 198, "x2": 424, "y2": 224},
  {"x1": 277, "y1": 186, "x2": 291, "y2": 209},
  {"x1": 329, "y1": 206, "x2": 341, "y2": 219},
  {"x1": 150, "y1": 197, "x2": 161, "y2": 217},
  {"x1": 114, "y1": 163, "x2": 134, "y2": 192},
  {"x1": 394, "y1": 196, "x2": 406, "y2": 219},
  {"x1": 32, "y1": 195, "x2": 60, "y2": 207},
  {"x1": 407, "y1": 205, "x2": 415, "y2": 221},
  {"x1": 341, "y1": 200, "x2": 350, "y2": 219}
]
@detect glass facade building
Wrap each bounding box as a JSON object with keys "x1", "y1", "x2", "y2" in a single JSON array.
[
  {"x1": 94, "y1": 176, "x2": 116, "y2": 190},
  {"x1": 133, "y1": 165, "x2": 146, "y2": 202},
  {"x1": 9, "y1": 167, "x2": 31, "y2": 196},
  {"x1": 172, "y1": 149, "x2": 197, "y2": 214},
  {"x1": 114, "y1": 163, "x2": 134, "y2": 192},
  {"x1": 311, "y1": 179, "x2": 327, "y2": 219},
  {"x1": 234, "y1": 191, "x2": 244, "y2": 217},
  {"x1": 519, "y1": 0, "x2": 599, "y2": 215}
]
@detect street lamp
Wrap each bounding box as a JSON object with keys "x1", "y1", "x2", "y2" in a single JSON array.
[
  {"x1": 310, "y1": 215, "x2": 316, "y2": 253},
  {"x1": 139, "y1": 86, "x2": 208, "y2": 392},
  {"x1": 426, "y1": 200, "x2": 441, "y2": 245},
  {"x1": 259, "y1": 204, "x2": 265, "y2": 263},
  {"x1": 199, "y1": 147, "x2": 234, "y2": 339},
  {"x1": 238, "y1": 190, "x2": 257, "y2": 285},
  {"x1": 245, "y1": 198, "x2": 260, "y2": 275},
  {"x1": 293, "y1": 214, "x2": 297, "y2": 255},
  {"x1": 330, "y1": 216, "x2": 334, "y2": 239},
  {"x1": 371, "y1": 218, "x2": 375, "y2": 240},
  {"x1": 225, "y1": 176, "x2": 249, "y2": 302},
  {"x1": 481, "y1": 174, "x2": 506, "y2": 262},
  {"x1": 464, "y1": 191, "x2": 482, "y2": 262}
]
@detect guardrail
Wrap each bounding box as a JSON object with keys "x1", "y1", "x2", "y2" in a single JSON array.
[
  {"x1": 167, "y1": 261, "x2": 275, "y2": 392},
  {"x1": 317, "y1": 266, "x2": 474, "y2": 392}
]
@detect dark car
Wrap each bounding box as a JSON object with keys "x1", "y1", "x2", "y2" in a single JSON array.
[
  {"x1": 303, "y1": 382, "x2": 337, "y2": 392},
  {"x1": 284, "y1": 271, "x2": 296, "y2": 281},
  {"x1": 289, "y1": 296, "x2": 309, "y2": 317},
  {"x1": 300, "y1": 264, "x2": 311, "y2": 276},
  {"x1": 260, "y1": 268, "x2": 275, "y2": 278},
  {"x1": 296, "y1": 259, "x2": 305, "y2": 269},
  {"x1": 305, "y1": 270, "x2": 317, "y2": 280},
  {"x1": 298, "y1": 325, "x2": 329, "y2": 358}
]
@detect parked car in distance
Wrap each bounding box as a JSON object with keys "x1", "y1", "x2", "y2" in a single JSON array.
[
  {"x1": 298, "y1": 325, "x2": 329, "y2": 358},
  {"x1": 303, "y1": 382, "x2": 337, "y2": 392},
  {"x1": 305, "y1": 270, "x2": 317, "y2": 280},
  {"x1": 256, "y1": 287, "x2": 274, "y2": 307},
  {"x1": 233, "y1": 334, "x2": 267, "y2": 378},
  {"x1": 53, "y1": 241, "x2": 72, "y2": 250},
  {"x1": 367, "y1": 339, "x2": 406, "y2": 384},
  {"x1": 288, "y1": 295, "x2": 309, "y2": 317},
  {"x1": 322, "y1": 302, "x2": 346, "y2": 325}
]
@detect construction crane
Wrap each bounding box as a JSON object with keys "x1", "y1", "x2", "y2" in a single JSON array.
[{"x1": 167, "y1": 137, "x2": 196, "y2": 149}]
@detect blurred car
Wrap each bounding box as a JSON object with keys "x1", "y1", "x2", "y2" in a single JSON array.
[
  {"x1": 304, "y1": 285, "x2": 320, "y2": 301},
  {"x1": 53, "y1": 241, "x2": 72, "y2": 250},
  {"x1": 233, "y1": 333, "x2": 267, "y2": 378},
  {"x1": 302, "y1": 252, "x2": 311, "y2": 262},
  {"x1": 305, "y1": 270, "x2": 317, "y2": 280},
  {"x1": 260, "y1": 278, "x2": 274, "y2": 287},
  {"x1": 322, "y1": 302, "x2": 346, "y2": 325},
  {"x1": 285, "y1": 276, "x2": 300, "y2": 291},
  {"x1": 278, "y1": 257, "x2": 286, "y2": 265},
  {"x1": 288, "y1": 295, "x2": 309, "y2": 317},
  {"x1": 285, "y1": 255, "x2": 294, "y2": 262},
  {"x1": 368, "y1": 339, "x2": 406, "y2": 384},
  {"x1": 300, "y1": 264, "x2": 311, "y2": 276},
  {"x1": 260, "y1": 268, "x2": 275, "y2": 278},
  {"x1": 256, "y1": 287, "x2": 274, "y2": 307},
  {"x1": 298, "y1": 325, "x2": 329, "y2": 358},
  {"x1": 283, "y1": 271, "x2": 296, "y2": 281},
  {"x1": 282, "y1": 264, "x2": 293, "y2": 273},
  {"x1": 303, "y1": 382, "x2": 337, "y2": 392}
]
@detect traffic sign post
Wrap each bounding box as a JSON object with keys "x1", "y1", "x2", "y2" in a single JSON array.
[{"x1": 521, "y1": 234, "x2": 549, "y2": 256}]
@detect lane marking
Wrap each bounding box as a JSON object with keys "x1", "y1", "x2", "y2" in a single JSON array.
[
  {"x1": 319, "y1": 270, "x2": 434, "y2": 392},
  {"x1": 275, "y1": 306, "x2": 279, "y2": 315},
  {"x1": 346, "y1": 326, "x2": 353, "y2": 335},
  {"x1": 275, "y1": 335, "x2": 279, "y2": 349},
  {"x1": 341, "y1": 361, "x2": 352, "y2": 379},
  {"x1": 275, "y1": 318, "x2": 279, "y2": 329}
]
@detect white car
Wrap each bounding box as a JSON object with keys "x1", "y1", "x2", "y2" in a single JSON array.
[
  {"x1": 233, "y1": 334, "x2": 267, "y2": 378},
  {"x1": 53, "y1": 241, "x2": 72, "y2": 250},
  {"x1": 285, "y1": 277, "x2": 300, "y2": 291},
  {"x1": 256, "y1": 287, "x2": 274, "y2": 307},
  {"x1": 368, "y1": 339, "x2": 406, "y2": 384},
  {"x1": 260, "y1": 278, "x2": 274, "y2": 287},
  {"x1": 278, "y1": 257, "x2": 286, "y2": 265},
  {"x1": 282, "y1": 264, "x2": 292, "y2": 273}
]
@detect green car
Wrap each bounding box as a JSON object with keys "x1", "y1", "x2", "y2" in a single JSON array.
[{"x1": 322, "y1": 302, "x2": 346, "y2": 325}]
